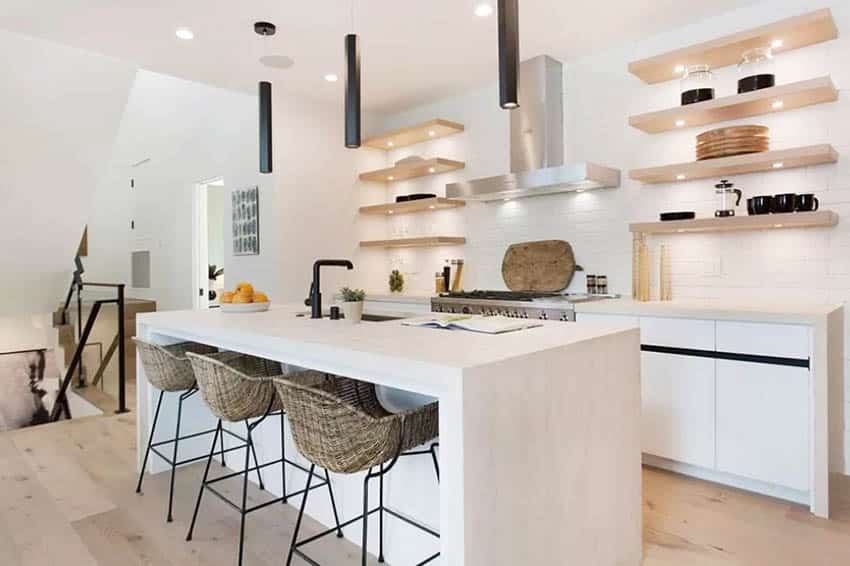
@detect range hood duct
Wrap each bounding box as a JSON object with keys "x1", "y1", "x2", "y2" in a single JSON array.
[{"x1": 447, "y1": 55, "x2": 620, "y2": 201}]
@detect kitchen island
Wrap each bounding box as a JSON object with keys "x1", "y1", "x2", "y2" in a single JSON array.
[{"x1": 136, "y1": 304, "x2": 642, "y2": 565}]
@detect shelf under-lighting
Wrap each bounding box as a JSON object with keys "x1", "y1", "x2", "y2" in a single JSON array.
[
  {"x1": 629, "y1": 145, "x2": 838, "y2": 184},
  {"x1": 628, "y1": 9, "x2": 838, "y2": 84},
  {"x1": 359, "y1": 158, "x2": 465, "y2": 183},
  {"x1": 359, "y1": 197, "x2": 466, "y2": 216},
  {"x1": 630, "y1": 210, "x2": 838, "y2": 234},
  {"x1": 359, "y1": 237, "x2": 466, "y2": 249},
  {"x1": 629, "y1": 76, "x2": 838, "y2": 134},
  {"x1": 363, "y1": 119, "x2": 464, "y2": 150}
]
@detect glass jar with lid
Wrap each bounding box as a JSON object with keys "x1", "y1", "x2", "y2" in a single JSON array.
[
  {"x1": 680, "y1": 64, "x2": 715, "y2": 106},
  {"x1": 738, "y1": 47, "x2": 776, "y2": 93}
]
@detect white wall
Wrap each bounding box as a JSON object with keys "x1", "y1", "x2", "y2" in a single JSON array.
[
  {"x1": 207, "y1": 184, "x2": 226, "y2": 277},
  {"x1": 0, "y1": 29, "x2": 136, "y2": 317},
  {"x1": 377, "y1": 0, "x2": 850, "y2": 472},
  {"x1": 85, "y1": 69, "x2": 386, "y2": 313}
]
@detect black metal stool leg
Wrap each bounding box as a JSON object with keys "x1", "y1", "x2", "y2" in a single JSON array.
[
  {"x1": 246, "y1": 419, "x2": 265, "y2": 491},
  {"x1": 286, "y1": 464, "x2": 316, "y2": 566},
  {"x1": 324, "y1": 468, "x2": 344, "y2": 538},
  {"x1": 167, "y1": 389, "x2": 190, "y2": 522},
  {"x1": 219, "y1": 425, "x2": 226, "y2": 467},
  {"x1": 378, "y1": 463, "x2": 385, "y2": 562},
  {"x1": 237, "y1": 426, "x2": 253, "y2": 566},
  {"x1": 280, "y1": 411, "x2": 287, "y2": 503},
  {"x1": 136, "y1": 389, "x2": 164, "y2": 494},
  {"x1": 362, "y1": 467, "x2": 372, "y2": 566},
  {"x1": 186, "y1": 420, "x2": 222, "y2": 541}
]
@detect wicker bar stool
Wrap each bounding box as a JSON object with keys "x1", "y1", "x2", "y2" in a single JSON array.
[
  {"x1": 135, "y1": 339, "x2": 228, "y2": 523},
  {"x1": 274, "y1": 375, "x2": 440, "y2": 566},
  {"x1": 185, "y1": 351, "x2": 343, "y2": 566}
]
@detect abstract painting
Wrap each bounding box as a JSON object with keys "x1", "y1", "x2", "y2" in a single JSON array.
[{"x1": 232, "y1": 186, "x2": 260, "y2": 256}]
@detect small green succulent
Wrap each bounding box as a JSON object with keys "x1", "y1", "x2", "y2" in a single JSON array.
[
  {"x1": 389, "y1": 270, "x2": 404, "y2": 293},
  {"x1": 340, "y1": 287, "x2": 366, "y2": 302}
]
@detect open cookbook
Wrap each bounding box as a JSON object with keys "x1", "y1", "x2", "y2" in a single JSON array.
[{"x1": 401, "y1": 314, "x2": 543, "y2": 334}]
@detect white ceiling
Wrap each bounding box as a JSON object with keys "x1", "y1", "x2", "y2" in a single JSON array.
[{"x1": 0, "y1": 0, "x2": 755, "y2": 113}]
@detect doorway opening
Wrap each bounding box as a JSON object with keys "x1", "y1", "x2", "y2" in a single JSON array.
[{"x1": 193, "y1": 177, "x2": 226, "y2": 310}]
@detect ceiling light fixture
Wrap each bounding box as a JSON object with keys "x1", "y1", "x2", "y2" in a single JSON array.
[
  {"x1": 772, "y1": 100, "x2": 784, "y2": 109},
  {"x1": 676, "y1": 174, "x2": 686, "y2": 181},
  {"x1": 428, "y1": 130, "x2": 436, "y2": 137},
  {"x1": 674, "y1": 64, "x2": 685, "y2": 74},
  {"x1": 497, "y1": 0, "x2": 520, "y2": 109},
  {"x1": 324, "y1": 73, "x2": 339, "y2": 82},
  {"x1": 344, "y1": 1, "x2": 361, "y2": 148},
  {"x1": 772, "y1": 162, "x2": 784, "y2": 169},
  {"x1": 428, "y1": 167, "x2": 436, "y2": 173},
  {"x1": 475, "y1": 3, "x2": 494, "y2": 17},
  {"x1": 255, "y1": 22, "x2": 276, "y2": 174},
  {"x1": 175, "y1": 28, "x2": 194, "y2": 40},
  {"x1": 675, "y1": 119, "x2": 686, "y2": 127},
  {"x1": 388, "y1": 176, "x2": 395, "y2": 181},
  {"x1": 387, "y1": 141, "x2": 394, "y2": 147},
  {"x1": 771, "y1": 39, "x2": 784, "y2": 49}
]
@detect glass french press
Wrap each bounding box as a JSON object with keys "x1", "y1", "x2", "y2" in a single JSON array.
[{"x1": 715, "y1": 179, "x2": 743, "y2": 218}]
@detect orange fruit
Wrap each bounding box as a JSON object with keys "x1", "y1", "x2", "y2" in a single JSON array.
[
  {"x1": 219, "y1": 291, "x2": 235, "y2": 304},
  {"x1": 232, "y1": 293, "x2": 253, "y2": 304},
  {"x1": 253, "y1": 292, "x2": 268, "y2": 303},
  {"x1": 235, "y1": 282, "x2": 254, "y2": 295}
]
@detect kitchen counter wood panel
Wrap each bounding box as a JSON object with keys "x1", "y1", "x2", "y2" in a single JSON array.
[{"x1": 136, "y1": 304, "x2": 642, "y2": 565}]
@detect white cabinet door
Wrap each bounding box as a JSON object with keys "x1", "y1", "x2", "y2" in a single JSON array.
[
  {"x1": 641, "y1": 351, "x2": 716, "y2": 468},
  {"x1": 641, "y1": 317, "x2": 715, "y2": 350},
  {"x1": 716, "y1": 360, "x2": 810, "y2": 491}
]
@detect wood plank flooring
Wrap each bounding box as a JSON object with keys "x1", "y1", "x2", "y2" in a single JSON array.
[{"x1": 0, "y1": 413, "x2": 848, "y2": 565}]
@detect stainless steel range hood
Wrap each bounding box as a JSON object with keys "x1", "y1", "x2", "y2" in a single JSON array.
[{"x1": 447, "y1": 56, "x2": 620, "y2": 201}]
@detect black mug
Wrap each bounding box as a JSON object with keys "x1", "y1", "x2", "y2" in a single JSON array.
[
  {"x1": 750, "y1": 195, "x2": 773, "y2": 215},
  {"x1": 795, "y1": 194, "x2": 819, "y2": 212},
  {"x1": 747, "y1": 198, "x2": 755, "y2": 215},
  {"x1": 772, "y1": 193, "x2": 797, "y2": 214}
]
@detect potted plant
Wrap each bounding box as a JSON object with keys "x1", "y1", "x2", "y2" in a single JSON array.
[{"x1": 339, "y1": 287, "x2": 366, "y2": 323}]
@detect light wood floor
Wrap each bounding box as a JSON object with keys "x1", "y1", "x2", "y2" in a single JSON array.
[{"x1": 0, "y1": 413, "x2": 848, "y2": 565}]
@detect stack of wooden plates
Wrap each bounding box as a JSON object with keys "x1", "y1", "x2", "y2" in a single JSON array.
[{"x1": 696, "y1": 125, "x2": 769, "y2": 161}]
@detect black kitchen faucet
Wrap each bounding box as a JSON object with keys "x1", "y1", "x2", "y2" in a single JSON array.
[{"x1": 309, "y1": 259, "x2": 354, "y2": 318}]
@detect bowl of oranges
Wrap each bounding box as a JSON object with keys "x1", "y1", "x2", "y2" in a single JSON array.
[{"x1": 219, "y1": 282, "x2": 270, "y2": 313}]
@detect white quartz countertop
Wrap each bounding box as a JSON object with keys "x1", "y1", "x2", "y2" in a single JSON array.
[
  {"x1": 138, "y1": 304, "x2": 637, "y2": 373},
  {"x1": 575, "y1": 298, "x2": 843, "y2": 325}
]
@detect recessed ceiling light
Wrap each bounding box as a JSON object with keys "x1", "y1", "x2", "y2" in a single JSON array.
[
  {"x1": 428, "y1": 130, "x2": 436, "y2": 137},
  {"x1": 324, "y1": 73, "x2": 338, "y2": 82},
  {"x1": 774, "y1": 224, "x2": 784, "y2": 228},
  {"x1": 503, "y1": 197, "x2": 512, "y2": 202},
  {"x1": 388, "y1": 176, "x2": 395, "y2": 181},
  {"x1": 428, "y1": 205, "x2": 436, "y2": 209},
  {"x1": 387, "y1": 141, "x2": 394, "y2": 147},
  {"x1": 674, "y1": 64, "x2": 686, "y2": 74},
  {"x1": 474, "y1": 3, "x2": 494, "y2": 17},
  {"x1": 428, "y1": 167, "x2": 436, "y2": 173},
  {"x1": 388, "y1": 210, "x2": 394, "y2": 214},
  {"x1": 772, "y1": 100, "x2": 784, "y2": 109},
  {"x1": 676, "y1": 174, "x2": 686, "y2": 181},
  {"x1": 771, "y1": 39, "x2": 784, "y2": 49},
  {"x1": 772, "y1": 162, "x2": 784, "y2": 169},
  {"x1": 675, "y1": 119, "x2": 686, "y2": 127},
  {"x1": 175, "y1": 28, "x2": 194, "y2": 40},
  {"x1": 259, "y1": 55, "x2": 295, "y2": 69},
  {"x1": 576, "y1": 188, "x2": 585, "y2": 193}
]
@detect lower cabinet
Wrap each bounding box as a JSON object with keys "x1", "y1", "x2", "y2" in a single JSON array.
[
  {"x1": 715, "y1": 359, "x2": 810, "y2": 491},
  {"x1": 641, "y1": 352, "x2": 716, "y2": 469}
]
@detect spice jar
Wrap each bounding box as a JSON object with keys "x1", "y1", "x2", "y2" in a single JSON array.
[{"x1": 435, "y1": 272, "x2": 446, "y2": 294}]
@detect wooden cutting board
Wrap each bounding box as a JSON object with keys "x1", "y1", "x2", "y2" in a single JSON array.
[{"x1": 501, "y1": 240, "x2": 577, "y2": 292}]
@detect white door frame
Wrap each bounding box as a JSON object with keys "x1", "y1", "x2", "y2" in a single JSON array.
[{"x1": 191, "y1": 177, "x2": 223, "y2": 310}]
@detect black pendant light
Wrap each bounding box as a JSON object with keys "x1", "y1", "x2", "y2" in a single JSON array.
[
  {"x1": 255, "y1": 21, "x2": 276, "y2": 173},
  {"x1": 259, "y1": 81, "x2": 273, "y2": 173},
  {"x1": 344, "y1": 33, "x2": 361, "y2": 148},
  {"x1": 498, "y1": 0, "x2": 520, "y2": 109}
]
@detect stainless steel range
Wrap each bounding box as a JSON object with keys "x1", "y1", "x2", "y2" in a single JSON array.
[{"x1": 431, "y1": 291, "x2": 617, "y2": 322}]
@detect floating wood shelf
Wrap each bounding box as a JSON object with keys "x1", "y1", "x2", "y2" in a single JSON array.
[
  {"x1": 363, "y1": 119, "x2": 465, "y2": 150},
  {"x1": 629, "y1": 77, "x2": 838, "y2": 133},
  {"x1": 359, "y1": 197, "x2": 466, "y2": 216},
  {"x1": 359, "y1": 158, "x2": 465, "y2": 183},
  {"x1": 630, "y1": 144, "x2": 838, "y2": 184},
  {"x1": 359, "y1": 236, "x2": 466, "y2": 249},
  {"x1": 629, "y1": 9, "x2": 838, "y2": 84},
  {"x1": 630, "y1": 210, "x2": 838, "y2": 234}
]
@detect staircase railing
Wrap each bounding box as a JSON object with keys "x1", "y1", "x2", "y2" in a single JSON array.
[{"x1": 50, "y1": 282, "x2": 127, "y2": 421}]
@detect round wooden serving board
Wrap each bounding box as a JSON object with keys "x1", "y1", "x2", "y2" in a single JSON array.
[{"x1": 501, "y1": 240, "x2": 576, "y2": 292}]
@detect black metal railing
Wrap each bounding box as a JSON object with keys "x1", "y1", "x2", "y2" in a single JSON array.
[{"x1": 51, "y1": 281, "x2": 127, "y2": 421}]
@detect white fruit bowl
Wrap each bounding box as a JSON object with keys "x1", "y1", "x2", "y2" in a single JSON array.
[{"x1": 220, "y1": 302, "x2": 271, "y2": 313}]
